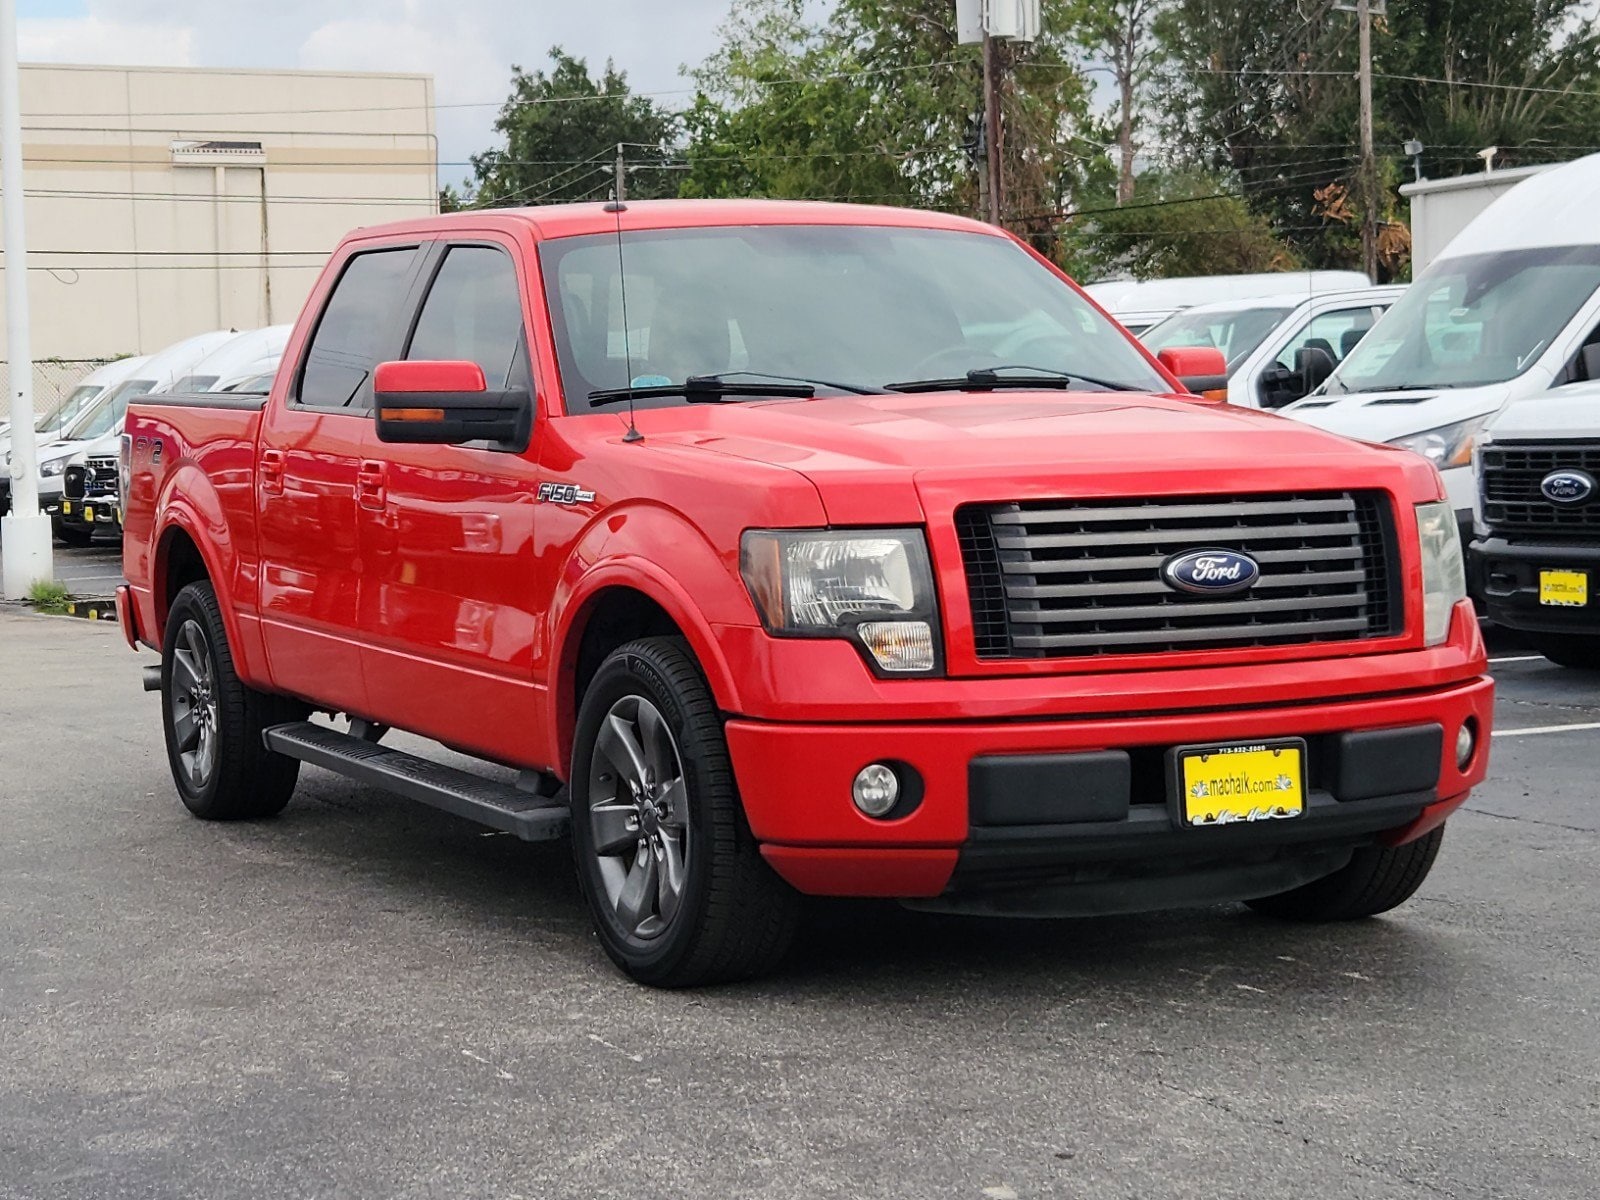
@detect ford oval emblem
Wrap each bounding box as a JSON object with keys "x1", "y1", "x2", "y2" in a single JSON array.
[
  {"x1": 1162, "y1": 548, "x2": 1261, "y2": 595},
  {"x1": 1540, "y1": 470, "x2": 1595, "y2": 505}
]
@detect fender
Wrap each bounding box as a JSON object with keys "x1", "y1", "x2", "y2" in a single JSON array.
[
  {"x1": 152, "y1": 466, "x2": 270, "y2": 688},
  {"x1": 545, "y1": 503, "x2": 760, "y2": 770}
]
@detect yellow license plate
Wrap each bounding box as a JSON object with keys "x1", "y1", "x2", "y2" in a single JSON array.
[
  {"x1": 1540, "y1": 569, "x2": 1588, "y2": 608},
  {"x1": 1178, "y1": 740, "x2": 1306, "y2": 826},
  {"x1": 60, "y1": 500, "x2": 72, "y2": 516},
  {"x1": 83, "y1": 505, "x2": 95, "y2": 522}
]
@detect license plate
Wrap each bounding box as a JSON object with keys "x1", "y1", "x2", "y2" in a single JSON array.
[
  {"x1": 83, "y1": 505, "x2": 95, "y2": 523},
  {"x1": 60, "y1": 500, "x2": 72, "y2": 516},
  {"x1": 1540, "y1": 569, "x2": 1588, "y2": 608},
  {"x1": 1175, "y1": 739, "x2": 1306, "y2": 826}
]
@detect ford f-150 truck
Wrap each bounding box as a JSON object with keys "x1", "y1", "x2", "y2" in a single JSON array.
[{"x1": 119, "y1": 201, "x2": 1493, "y2": 987}]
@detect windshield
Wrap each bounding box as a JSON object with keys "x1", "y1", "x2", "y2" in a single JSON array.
[
  {"x1": 223, "y1": 372, "x2": 276, "y2": 394},
  {"x1": 171, "y1": 374, "x2": 220, "y2": 394},
  {"x1": 36, "y1": 384, "x2": 101, "y2": 432},
  {"x1": 539, "y1": 225, "x2": 1167, "y2": 408},
  {"x1": 1327, "y1": 246, "x2": 1600, "y2": 393},
  {"x1": 66, "y1": 379, "x2": 155, "y2": 440},
  {"x1": 1141, "y1": 305, "x2": 1294, "y2": 369}
]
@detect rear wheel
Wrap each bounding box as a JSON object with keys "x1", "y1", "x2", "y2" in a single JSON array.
[
  {"x1": 161, "y1": 581, "x2": 305, "y2": 820},
  {"x1": 1528, "y1": 632, "x2": 1600, "y2": 671},
  {"x1": 570, "y1": 636, "x2": 800, "y2": 987},
  {"x1": 1245, "y1": 827, "x2": 1444, "y2": 921}
]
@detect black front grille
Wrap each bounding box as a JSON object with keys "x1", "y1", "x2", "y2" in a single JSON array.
[
  {"x1": 1481, "y1": 442, "x2": 1600, "y2": 535},
  {"x1": 84, "y1": 455, "x2": 119, "y2": 496},
  {"x1": 956, "y1": 492, "x2": 1401, "y2": 659}
]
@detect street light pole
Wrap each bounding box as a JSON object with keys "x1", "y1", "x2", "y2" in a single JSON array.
[
  {"x1": 1356, "y1": 0, "x2": 1379, "y2": 282},
  {"x1": 0, "y1": 0, "x2": 50, "y2": 599}
]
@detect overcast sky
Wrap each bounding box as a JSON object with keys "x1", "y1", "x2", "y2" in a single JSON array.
[{"x1": 16, "y1": 0, "x2": 741, "y2": 184}]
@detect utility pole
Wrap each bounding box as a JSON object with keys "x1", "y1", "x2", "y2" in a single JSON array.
[
  {"x1": 614, "y1": 143, "x2": 626, "y2": 205},
  {"x1": 0, "y1": 0, "x2": 52, "y2": 599},
  {"x1": 981, "y1": 31, "x2": 1003, "y2": 226},
  {"x1": 1356, "y1": 0, "x2": 1379, "y2": 281}
]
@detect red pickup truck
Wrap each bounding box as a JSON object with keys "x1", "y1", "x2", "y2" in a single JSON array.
[{"x1": 119, "y1": 201, "x2": 1493, "y2": 986}]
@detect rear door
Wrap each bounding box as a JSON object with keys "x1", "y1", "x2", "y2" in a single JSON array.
[
  {"x1": 355, "y1": 238, "x2": 547, "y2": 764},
  {"x1": 256, "y1": 243, "x2": 424, "y2": 713}
]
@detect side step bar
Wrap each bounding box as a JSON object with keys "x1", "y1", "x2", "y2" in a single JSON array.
[{"x1": 263, "y1": 721, "x2": 570, "y2": 842}]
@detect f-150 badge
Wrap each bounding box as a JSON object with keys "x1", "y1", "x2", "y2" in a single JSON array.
[{"x1": 537, "y1": 482, "x2": 596, "y2": 505}]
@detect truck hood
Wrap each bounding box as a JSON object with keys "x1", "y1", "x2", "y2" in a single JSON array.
[
  {"x1": 1486, "y1": 387, "x2": 1600, "y2": 441},
  {"x1": 639, "y1": 390, "x2": 1430, "y2": 522},
  {"x1": 1283, "y1": 383, "x2": 1513, "y2": 444}
]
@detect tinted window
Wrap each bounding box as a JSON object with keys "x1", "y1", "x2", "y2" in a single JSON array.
[
  {"x1": 299, "y1": 247, "x2": 417, "y2": 410},
  {"x1": 406, "y1": 246, "x2": 528, "y2": 390}
]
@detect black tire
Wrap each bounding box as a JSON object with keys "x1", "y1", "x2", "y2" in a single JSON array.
[
  {"x1": 161, "y1": 581, "x2": 306, "y2": 820},
  {"x1": 1527, "y1": 632, "x2": 1600, "y2": 671},
  {"x1": 569, "y1": 636, "x2": 800, "y2": 987},
  {"x1": 55, "y1": 524, "x2": 93, "y2": 547},
  {"x1": 1245, "y1": 826, "x2": 1445, "y2": 921}
]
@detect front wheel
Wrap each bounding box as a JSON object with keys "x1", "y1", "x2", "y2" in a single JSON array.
[
  {"x1": 1528, "y1": 632, "x2": 1600, "y2": 671},
  {"x1": 161, "y1": 581, "x2": 306, "y2": 820},
  {"x1": 570, "y1": 636, "x2": 800, "y2": 987},
  {"x1": 1245, "y1": 826, "x2": 1444, "y2": 921}
]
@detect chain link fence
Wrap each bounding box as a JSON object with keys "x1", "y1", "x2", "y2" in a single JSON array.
[{"x1": 0, "y1": 359, "x2": 116, "y2": 421}]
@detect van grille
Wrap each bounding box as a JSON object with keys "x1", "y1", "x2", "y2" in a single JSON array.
[
  {"x1": 1481, "y1": 442, "x2": 1600, "y2": 536},
  {"x1": 955, "y1": 492, "x2": 1401, "y2": 659}
]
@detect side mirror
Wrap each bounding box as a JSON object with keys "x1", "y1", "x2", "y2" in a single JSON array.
[
  {"x1": 1157, "y1": 346, "x2": 1229, "y2": 397},
  {"x1": 1294, "y1": 345, "x2": 1336, "y2": 393},
  {"x1": 373, "y1": 360, "x2": 532, "y2": 450}
]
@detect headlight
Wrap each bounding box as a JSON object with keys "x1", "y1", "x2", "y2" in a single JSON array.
[
  {"x1": 1388, "y1": 415, "x2": 1489, "y2": 469},
  {"x1": 1416, "y1": 501, "x2": 1466, "y2": 646},
  {"x1": 40, "y1": 458, "x2": 68, "y2": 477},
  {"x1": 740, "y1": 528, "x2": 939, "y2": 673}
]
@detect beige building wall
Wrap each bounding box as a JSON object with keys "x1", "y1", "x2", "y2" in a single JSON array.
[{"x1": 1, "y1": 63, "x2": 437, "y2": 363}]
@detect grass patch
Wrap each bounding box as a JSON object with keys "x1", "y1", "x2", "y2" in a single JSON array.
[{"x1": 27, "y1": 579, "x2": 71, "y2": 615}]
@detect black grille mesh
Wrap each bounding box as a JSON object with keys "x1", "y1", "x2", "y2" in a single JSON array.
[{"x1": 1481, "y1": 442, "x2": 1600, "y2": 536}]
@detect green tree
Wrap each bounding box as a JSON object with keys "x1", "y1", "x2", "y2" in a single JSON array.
[
  {"x1": 470, "y1": 48, "x2": 679, "y2": 206},
  {"x1": 1068, "y1": 0, "x2": 1168, "y2": 203}
]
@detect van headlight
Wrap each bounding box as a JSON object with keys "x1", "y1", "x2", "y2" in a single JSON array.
[
  {"x1": 40, "y1": 457, "x2": 68, "y2": 478},
  {"x1": 1389, "y1": 416, "x2": 1488, "y2": 469},
  {"x1": 1416, "y1": 501, "x2": 1466, "y2": 646},
  {"x1": 740, "y1": 529, "x2": 940, "y2": 674}
]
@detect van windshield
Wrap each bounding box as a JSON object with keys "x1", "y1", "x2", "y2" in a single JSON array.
[
  {"x1": 1141, "y1": 305, "x2": 1294, "y2": 369},
  {"x1": 37, "y1": 384, "x2": 100, "y2": 432},
  {"x1": 1326, "y1": 246, "x2": 1600, "y2": 393},
  {"x1": 66, "y1": 379, "x2": 155, "y2": 440},
  {"x1": 539, "y1": 225, "x2": 1167, "y2": 407}
]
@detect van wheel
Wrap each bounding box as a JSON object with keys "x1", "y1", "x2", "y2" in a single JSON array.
[
  {"x1": 161, "y1": 581, "x2": 305, "y2": 820},
  {"x1": 1527, "y1": 632, "x2": 1600, "y2": 670},
  {"x1": 1245, "y1": 826, "x2": 1444, "y2": 921},
  {"x1": 570, "y1": 636, "x2": 800, "y2": 987}
]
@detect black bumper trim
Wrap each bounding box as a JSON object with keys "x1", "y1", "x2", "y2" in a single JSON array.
[{"x1": 1472, "y1": 536, "x2": 1600, "y2": 635}]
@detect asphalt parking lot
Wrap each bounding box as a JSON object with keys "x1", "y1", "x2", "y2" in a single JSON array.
[{"x1": 3, "y1": 610, "x2": 1599, "y2": 1199}]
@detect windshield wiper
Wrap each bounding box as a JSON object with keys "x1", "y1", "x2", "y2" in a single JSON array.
[
  {"x1": 696, "y1": 370, "x2": 888, "y2": 396},
  {"x1": 589, "y1": 375, "x2": 814, "y2": 408},
  {"x1": 884, "y1": 365, "x2": 1141, "y2": 394}
]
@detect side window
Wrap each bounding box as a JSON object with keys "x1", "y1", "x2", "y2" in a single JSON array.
[
  {"x1": 405, "y1": 245, "x2": 528, "y2": 390},
  {"x1": 1276, "y1": 306, "x2": 1381, "y2": 370},
  {"x1": 299, "y1": 247, "x2": 418, "y2": 411}
]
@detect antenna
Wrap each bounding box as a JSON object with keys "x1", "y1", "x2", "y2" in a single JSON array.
[{"x1": 604, "y1": 142, "x2": 642, "y2": 443}]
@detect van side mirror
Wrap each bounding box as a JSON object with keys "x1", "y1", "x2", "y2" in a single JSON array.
[
  {"x1": 373, "y1": 360, "x2": 532, "y2": 450},
  {"x1": 1295, "y1": 345, "x2": 1336, "y2": 393},
  {"x1": 1258, "y1": 345, "x2": 1338, "y2": 410},
  {"x1": 1156, "y1": 346, "x2": 1229, "y2": 396}
]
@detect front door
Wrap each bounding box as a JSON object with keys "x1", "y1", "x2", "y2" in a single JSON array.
[
  {"x1": 256, "y1": 243, "x2": 422, "y2": 715},
  {"x1": 356, "y1": 240, "x2": 546, "y2": 765}
]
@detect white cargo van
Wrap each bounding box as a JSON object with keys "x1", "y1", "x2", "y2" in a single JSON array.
[
  {"x1": 1082, "y1": 270, "x2": 1373, "y2": 334},
  {"x1": 1141, "y1": 286, "x2": 1406, "y2": 408},
  {"x1": 1286, "y1": 153, "x2": 1600, "y2": 539}
]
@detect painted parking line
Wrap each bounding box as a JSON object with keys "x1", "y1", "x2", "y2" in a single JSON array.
[
  {"x1": 1489, "y1": 655, "x2": 1547, "y2": 664},
  {"x1": 1495, "y1": 722, "x2": 1600, "y2": 738}
]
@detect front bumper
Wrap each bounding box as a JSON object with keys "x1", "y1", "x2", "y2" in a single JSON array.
[
  {"x1": 1473, "y1": 536, "x2": 1600, "y2": 635},
  {"x1": 57, "y1": 494, "x2": 122, "y2": 532},
  {"x1": 730, "y1": 673, "x2": 1493, "y2": 906}
]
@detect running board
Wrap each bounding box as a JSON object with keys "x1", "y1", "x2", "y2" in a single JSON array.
[{"x1": 263, "y1": 721, "x2": 569, "y2": 842}]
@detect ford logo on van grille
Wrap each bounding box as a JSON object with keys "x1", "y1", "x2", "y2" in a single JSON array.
[
  {"x1": 1161, "y1": 549, "x2": 1261, "y2": 595},
  {"x1": 1541, "y1": 470, "x2": 1595, "y2": 505}
]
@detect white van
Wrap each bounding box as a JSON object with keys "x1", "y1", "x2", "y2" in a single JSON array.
[
  {"x1": 169, "y1": 325, "x2": 291, "y2": 394},
  {"x1": 1140, "y1": 286, "x2": 1406, "y2": 409},
  {"x1": 1285, "y1": 153, "x2": 1600, "y2": 539},
  {"x1": 0, "y1": 355, "x2": 150, "y2": 467},
  {"x1": 1082, "y1": 270, "x2": 1373, "y2": 334}
]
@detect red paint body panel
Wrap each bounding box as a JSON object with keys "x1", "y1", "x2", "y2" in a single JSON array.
[{"x1": 120, "y1": 200, "x2": 1495, "y2": 904}]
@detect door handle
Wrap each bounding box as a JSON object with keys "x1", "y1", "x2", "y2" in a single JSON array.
[
  {"x1": 358, "y1": 460, "x2": 387, "y2": 511},
  {"x1": 260, "y1": 449, "x2": 285, "y2": 496}
]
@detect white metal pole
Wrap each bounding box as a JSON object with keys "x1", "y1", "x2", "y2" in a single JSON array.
[{"x1": 0, "y1": 0, "x2": 52, "y2": 599}]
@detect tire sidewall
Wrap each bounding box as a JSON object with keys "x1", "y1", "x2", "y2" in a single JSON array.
[
  {"x1": 161, "y1": 584, "x2": 224, "y2": 814},
  {"x1": 570, "y1": 645, "x2": 720, "y2": 979}
]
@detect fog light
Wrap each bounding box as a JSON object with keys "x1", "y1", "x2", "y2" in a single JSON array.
[
  {"x1": 1456, "y1": 719, "x2": 1478, "y2": 770},
  {"x1": 852, "y1": 763, "x2": 901, "y2": 817},
  {"x1": 856, "y1": 620, "x2": 935, "y2": 673}
]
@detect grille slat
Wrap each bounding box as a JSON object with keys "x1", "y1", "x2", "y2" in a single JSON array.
[
  {"x1": 956, "y1": 491, "x2": 1402, "y2": 660},
  {"x1": 1481, "y1": 442, "x2": 1600, "y2": 535}
]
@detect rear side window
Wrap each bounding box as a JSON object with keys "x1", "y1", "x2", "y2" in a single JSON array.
[
  {"x1": 405, "y1": 245, "x2": 529, "y2": 390},
  {"x1": 299, "y1": 247, "x2": 418, "y2": 411}
]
